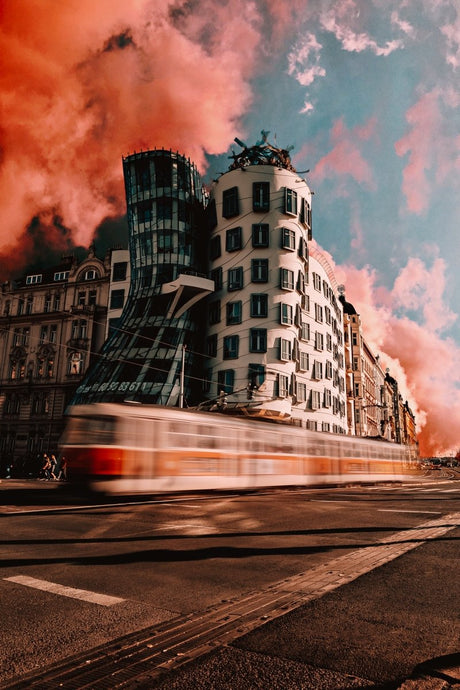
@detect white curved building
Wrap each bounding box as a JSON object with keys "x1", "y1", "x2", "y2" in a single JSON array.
[{"x1": 205, "y1": 137, "x2": 347, "y2": 433}]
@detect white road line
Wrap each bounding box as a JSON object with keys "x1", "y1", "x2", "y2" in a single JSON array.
[
  {"x1": 378, "y1": 509, "x2": 442, "y2": 514},
  {"x1": 4, "y1": 575, "x2": 125, "y2": 606}
]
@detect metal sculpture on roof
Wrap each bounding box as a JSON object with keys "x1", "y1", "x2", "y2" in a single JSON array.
[{"x1": 228, "y1": 130, "x2": 296, "y2": 172}]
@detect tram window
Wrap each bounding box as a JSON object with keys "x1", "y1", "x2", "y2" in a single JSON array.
[
  {"x1": 197, "y1": 426, "x2": 218, "y2": 448},
  {"x1": 64, "y1": 415, "x2": 116, "y2": 445},
  {"x1": 168, "y1": 421, "x2": 193, "y2": 448},
  {"x1": 282, "y1": 435, "x2": 294, "y2": 453}
]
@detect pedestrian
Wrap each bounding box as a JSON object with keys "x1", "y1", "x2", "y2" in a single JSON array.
[
  {"x1": 49, "y1": 454, "x2": 57, "y2": 480},
  {"x1": 40, "y1": 454, "x2": 51, "y2": 480},
  {"x1": 57, "y1": 456, "x2": 67, "y2": 481}
]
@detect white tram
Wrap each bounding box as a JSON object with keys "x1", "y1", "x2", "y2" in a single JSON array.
[{"x1": 59, "y1": 403, "x2": 417, "y2": 494}]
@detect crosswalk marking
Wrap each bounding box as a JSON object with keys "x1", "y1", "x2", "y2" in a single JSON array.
[{"x1": 4, "y1": 575, "x2": 125, "y2": 606}]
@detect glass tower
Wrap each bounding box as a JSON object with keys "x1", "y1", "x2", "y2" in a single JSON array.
[{"x1": 73, "y1": 149, "x2": 213, "y2": 406}]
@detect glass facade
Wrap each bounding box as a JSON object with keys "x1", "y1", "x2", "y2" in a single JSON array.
[{"x1": 73, "y1": 149, "x2": 208, "y2": 405}]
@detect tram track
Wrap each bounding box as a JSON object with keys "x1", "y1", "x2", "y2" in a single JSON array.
[{"x1": 5, "y1": 511, "x2": 459, "y2": 690}]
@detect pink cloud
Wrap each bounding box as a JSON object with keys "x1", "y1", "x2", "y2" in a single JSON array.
[
  {"x1": 391, "y1": 257, "x2": 457, "y2": 333},
  {"x1": 0, "y1": 0, "x2": 260, "y2": 266},
  {"x1": 313, "y1": 117, "x2": 376, "y2": 187},
  {"x1": 315, "y1": 242, "x2": 460, "y2": 456},
  {"x1": 395, "y1": 89, "x2": 460, "y2": 214},
  {"x1": 394, "y1": 90, "x2": 441, "y2": 214}
]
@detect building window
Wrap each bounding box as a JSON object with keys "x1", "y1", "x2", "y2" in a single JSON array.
[
  {"x1": 297, "y1": 271, "x2": 305, "y2": 294},
  {"x1": 313, "y1": 273, "x2": 321, "y2": 291},
  {"x1": 325, "y1": 360, "x2": 333, "y2": 379},
  {"x1": 158, "y1": 229, "x2": 174, "y2": 252},
  {"x1": 249, "y1": 328, "x2": 267, "y2": 353},
  {"x1": 280, "y1": 268, "x2": 295, "y2": 291},
  {"x1": 300, "y1": 197, "x2": 312, "y2": 228},
  {"x1": 217, "y1": 369, "x2": 235, "y2": 394},
  {"x1": 72, "y1": 319, "x2": 87, "y2": 340},
  {"x1": 206, "y1": 334, "x2": 217, "y2": 357},
  {"x1": 250, "y1": 293, "x2": 268, "y2": 318},
  {"x1": 154, "y1": 156, "x2": 172, "y2": 187},
  {"x1": 53, "y1": 294, "x2": 61, "y2": 311},
  {"x1": 25, "y1": 297, "x2": 33, "y2": 314},
  {"x1": 280, "y1": 303, "x2": 293, "y2": 325},
  {"x1": 284, "y1": 188, "x2": 298, "y2": 216},
  {"x1": 228, "y1": 267, "x2": 243, "y2": 291},
  {"x1": 313, "y1": 361, "x2": 323, "y2": 379},
  {"x1": 300, "y1": 322, "x2": 310, "y2": 341},
  {"x1": 223, "y1": 335, "x2": 239, "y2": 359},
  {"x1": 311, "y1": 390, "x2": 321, "y2": 410},
  {"x1": 17, "y1": 298, "x2": 24, "y2": 315},
  {"x1": 324, "y1": 388, "x2": 332, "y2": 407},
  {"x1": 112, "y1": 262, "x2": 127, "y2": 282},
  {"x1": 281, "y1": 227, "x2": 296, "y2": 250},
  {"x1": 26, "y1": 274, "x2": 42, "y2": 285},
  {"x1": 88, "y1": 290, "x2": 97, "y2": 306},
  {"x1": 110, "y1": 289, "x2": 125, "y2": 310},
  {"x1": 20, "y1": 327, "x2": 30, "y2": 346},
  {"x1": 277, "y1": 374, "x2": 289, "y2": 397},
  {"x1": 299, "y1": 351, "x2": 309, "y2": 371},
  {"x1": 280, "y1": 338, "x2": 292, "y2": 361},
  {"x1": 77, "y1": 291, "x2": 86, "y2": 306},
  {"x1": 210, "y1": 267, "x2": 223, "y2": 290},
  {"x1": 298, "y1": 237, "x2": 308, "y2": 261},
  {"x1": 326, "y1": 333, "x2": 332, "y2": 351},
  {"x1": 248, "y1": 363, "x2": 265, "y2": 388},
  {"x1": 139, "y1": 202, "x2": 151, "y2": 224},
  {"x1": 68, "y1": 351, "x2": 83, "y2": 375},
  {"x1": 251, "y1": 259, "x2": 268, "y2": 283},
  {"x1": 83, "y1": 269, "x2": 97, "y2": 281},
  {"x1": 55, "y1": 270, "x2": 69, "y2": 282},
  {"x1": 315, "y1": 303, "x2": 323, "y2": 322},
  {"x1": 315, "y1": 331, "x2": 324, "y2": 350},
  {"x1": 209, "y1": 300, "x2": 221, "y2": 324},
  {"x1": 39, "y1": 326, "x2": 48, "y2": 344},
  {"x1": 222, "y1": 186, "x2": 239, "y2": 218},
  {"x1": 253, "y1": 181, "x2": 270, "y2": 212},
  {"x1": 252, "y1": 224, "x2": 269, "y2": 247},
  {"x1": 226, "y1": 301, "x2": 242, "y2": 325},
  {"x1": 297, "y1": 382, "x2": 307, "y2": 403},
  {"x1": 210, "y1": 235, "x2": 221, "y2": 259},
  {"x1": 226, "y1": 226, "x2": 242, "y2": 252},
  {"x1": 157, "y1": 198, "x2": 173, "y2": 222},
  {"x1": 49, "y1": 325, "x2": 57, "y2": 343}
]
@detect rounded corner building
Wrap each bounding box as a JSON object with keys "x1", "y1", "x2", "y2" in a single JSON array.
[
  {"x1": 73, "y1": 148, "x2": 213, "y2": 407},
  {"x1": 204, "y1": 133, "x2": 347, "y2": 433}
]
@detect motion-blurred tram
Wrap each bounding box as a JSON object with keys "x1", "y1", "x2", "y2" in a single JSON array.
[{"x1": 59, "y1": 403, "x2": 417, "y2": 494}]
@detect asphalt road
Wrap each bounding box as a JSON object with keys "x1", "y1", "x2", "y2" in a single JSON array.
[{"x1": 0, "y1": 472, "x2": 459, "y2": 688}]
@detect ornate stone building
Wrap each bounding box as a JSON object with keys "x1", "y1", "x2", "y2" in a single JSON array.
[{"x1": 0, "y1": 247, "x2": 111, "y2": 474}]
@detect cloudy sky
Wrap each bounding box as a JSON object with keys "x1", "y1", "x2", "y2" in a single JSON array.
[{"x1": 1, "y1": 0, "x2": 459, "y2": 456}]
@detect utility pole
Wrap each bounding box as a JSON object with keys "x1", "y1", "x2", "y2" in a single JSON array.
[{"x1": 179, "y1": 344, "x2": 186, "y2": 409}]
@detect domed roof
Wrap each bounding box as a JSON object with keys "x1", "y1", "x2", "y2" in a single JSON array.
[{"x1": 339, "y1": 294, "x2": 357, "y2": 315}]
